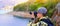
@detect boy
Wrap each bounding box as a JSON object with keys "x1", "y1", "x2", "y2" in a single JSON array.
[{"x1": 28, "y1": 7, "x2": 54, "y2": 26}]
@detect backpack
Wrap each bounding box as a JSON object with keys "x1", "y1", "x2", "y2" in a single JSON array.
[{"x1": 39, "y1": 18, "x2": 54, "y2": 26}]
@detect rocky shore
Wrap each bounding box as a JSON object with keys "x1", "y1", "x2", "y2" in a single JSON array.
[{"x1": 8, "y1": 11, "x2": 34, "y2": 18}]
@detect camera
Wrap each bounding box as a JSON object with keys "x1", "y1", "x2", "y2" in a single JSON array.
[
  {"x1": 29, "y1": 11, "x2": 37, "y2": 17},
  {"x1": 29, "y1": 11, "x2": 39, "y2": 23}
]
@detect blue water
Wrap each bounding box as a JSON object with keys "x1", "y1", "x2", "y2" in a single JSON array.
[{"x1": 0, "y1": 14, "x2": 30, "y2": 26}]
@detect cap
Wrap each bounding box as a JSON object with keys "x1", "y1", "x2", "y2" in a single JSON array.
[{"x1": 38, "y1": 7, "x2": 47, "y2": 14}]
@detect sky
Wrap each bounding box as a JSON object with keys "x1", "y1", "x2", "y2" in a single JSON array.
[
  {"x1": 0, "y1": 0, "x2": 28, "y2": 14},
  {"x1": 0, "y1": 0, "x2": 28, "y2": 9}
]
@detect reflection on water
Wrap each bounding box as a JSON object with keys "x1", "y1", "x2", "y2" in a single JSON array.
[{"x1": 0, "y1": 14, "x2": 30, "y2": 26}]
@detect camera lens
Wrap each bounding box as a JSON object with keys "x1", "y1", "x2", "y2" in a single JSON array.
[{"x1": 29, "y1": 12, "x2": 32, "y2": 15}]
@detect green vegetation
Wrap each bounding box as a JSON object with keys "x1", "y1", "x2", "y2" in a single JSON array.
[{"x1": 14, "y1": 0, "x2": 58, "y2": 17}]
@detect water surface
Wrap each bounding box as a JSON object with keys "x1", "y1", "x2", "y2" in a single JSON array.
[{"x1": 0, "y1": 14, "x2": 30, "y2": 26}]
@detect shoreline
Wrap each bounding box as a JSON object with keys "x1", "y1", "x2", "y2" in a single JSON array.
[{"x1": 8, "y1": 11, "x2": 34, "y2": 18}]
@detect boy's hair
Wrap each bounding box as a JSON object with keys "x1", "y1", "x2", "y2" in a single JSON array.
[{"x1": 43, "y1": 12, "x2": 47, "y2": 16}]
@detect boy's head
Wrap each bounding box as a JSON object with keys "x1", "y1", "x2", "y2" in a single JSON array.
[{"x1": 37, "y1": 7, "x2": 47, "y2": 18}]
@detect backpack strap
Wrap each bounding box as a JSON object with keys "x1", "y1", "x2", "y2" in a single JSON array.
[{"x1": 40, "y1": 18, "x2": 54, "y2": 26}]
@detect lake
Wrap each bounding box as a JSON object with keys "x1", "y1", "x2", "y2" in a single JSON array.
[{"x1": 0, "y1": 14, "x2": 30, "y2": 26}]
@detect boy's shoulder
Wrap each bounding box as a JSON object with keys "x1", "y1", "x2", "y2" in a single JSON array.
[{"x1": 39, "y1": 17, "x2": 54, "y2": 26}]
